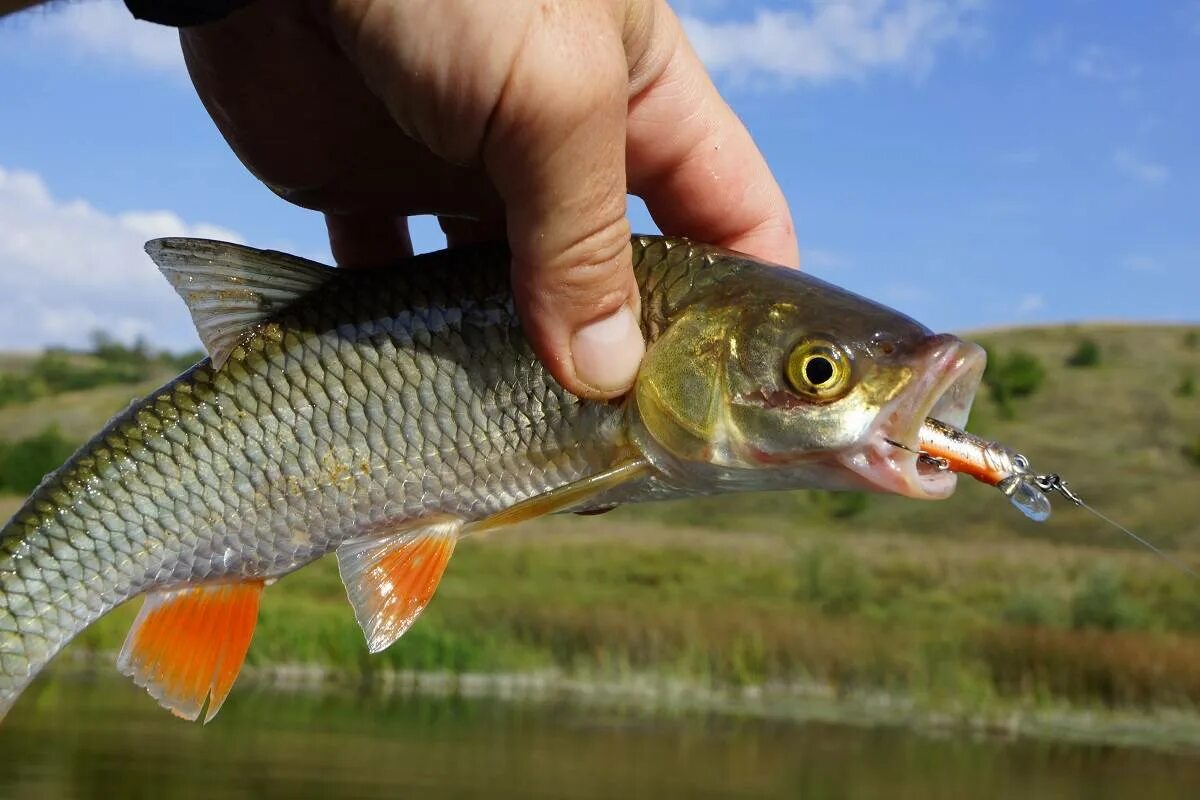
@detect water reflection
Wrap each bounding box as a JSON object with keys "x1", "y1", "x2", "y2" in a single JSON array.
[{"x1": 3, "y1": 675, "x2": 1199, "y2": 799}]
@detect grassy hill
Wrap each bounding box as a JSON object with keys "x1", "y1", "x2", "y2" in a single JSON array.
[{"x1": 3, "y1": 324, "x2": 1200, "y2": 740}]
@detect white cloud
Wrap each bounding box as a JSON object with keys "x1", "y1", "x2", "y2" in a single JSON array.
[
  {"x1": 999, "y1": 147, "x2": 1040, "y2": 166},
  {"x1": 1112, "y1": 148, "x2": 1169, "y2": 186},
  {"x1": 1028, "y1": 27, "x2": 1066, "y2": 64},
  {"x1": 1120, "y1": 255, "x2": 1161, "y2": 273},
  {"x1": 680, "y1": 0, "x2": 983, "y2": 83},
  {"x1": 1179, "y1": 2, "x2": 1200, "y2": 37},
  {"x1": 0, "y1": 166, "x2": 241, "y2": 351},
  {"x1": 1072, "y1": 44, "x2": 1139, "y2": 83},
  {"x1": 1016, "y1": 293, "x2": 1045, "y2": 315},
  {"x1": 28, "y1": 0, "x2": 184, "y2": 75}
]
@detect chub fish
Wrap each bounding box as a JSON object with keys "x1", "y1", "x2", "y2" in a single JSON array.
[{"x1": 0, "y1": 236, "x2": 986, "y2": 722}]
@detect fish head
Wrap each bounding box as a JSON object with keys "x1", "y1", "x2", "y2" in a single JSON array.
[{"x1": 630, "y1": 252, "x2": 986, "y2": 499}]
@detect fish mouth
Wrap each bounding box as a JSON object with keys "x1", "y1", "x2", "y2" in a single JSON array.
[{"x1": 838, "y1": 334, "x2": 987, "y2": 499}]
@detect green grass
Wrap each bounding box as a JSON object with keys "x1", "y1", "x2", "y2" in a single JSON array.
[
  {"x1": 0, "y1": 372, "x2": 174, "y2": 442},
  {"x1": 4, "y1": 323, "x2": 1200, "y2": 722},
  {"x1": 56, "y1": 517, "x2": 1200, "y2": 711}
]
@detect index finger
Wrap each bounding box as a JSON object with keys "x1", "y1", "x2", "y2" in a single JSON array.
[{"x1": 625, "y1": 4, "x2": 798, "y2": 268}]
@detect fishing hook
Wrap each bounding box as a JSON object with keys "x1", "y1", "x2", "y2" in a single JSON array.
[{"x1": 883, "y1": 438, "x2": 951, "y2": 471}]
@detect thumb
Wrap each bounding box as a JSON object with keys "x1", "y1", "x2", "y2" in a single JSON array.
[{"x1": 483, "y1": 6, "x2": 644, "y2": 399}]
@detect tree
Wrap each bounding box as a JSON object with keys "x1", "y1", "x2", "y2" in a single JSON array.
[
  {"x1": 0, "y1": 426, "x2": 77, "y2": 495},
  {"x1": 984, "y1": 349, "x2": 1046, "y2": 417}
]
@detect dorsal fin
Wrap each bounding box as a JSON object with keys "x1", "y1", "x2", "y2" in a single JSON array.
[{"x1": 146, "y1": 238, "x2": 336, "y2": 369}]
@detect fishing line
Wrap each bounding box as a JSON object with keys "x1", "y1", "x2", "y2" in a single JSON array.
[
  {"x1": 882, "y1": 425, "x2": 1194, "y2": 577},
  {"x1": 1021, "y1": 471, "x2": 1200, "y2": 579},
  {"x1": 1076, "y1": 499, "x2": 1200, "y2": 580}
]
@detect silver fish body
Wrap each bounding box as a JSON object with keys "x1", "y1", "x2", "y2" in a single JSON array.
[
  {"x1": 0, "y1": 235, "x2": 986, "y2": 719},
  {"x1": 0, "y1": 241, "x2": 636, "y2": 710}
]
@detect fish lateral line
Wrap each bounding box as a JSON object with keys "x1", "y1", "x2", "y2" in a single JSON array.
[{"x1": 898, "y1": 417, "x2": 1199, "y2": 580}]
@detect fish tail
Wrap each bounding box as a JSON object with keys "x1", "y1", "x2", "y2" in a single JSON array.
[
  {"x1": 0, "y1": 516, "x2": 125, "y2": 721},
  {"x1": 0, "y1": 565, "x2": 96, "y2": 722},
  {"x1": 0, "y1": 605, "x2": 48, "y2": 722},
  {"x1": 1, "y1": 562, "x2": 32, "y2": 720}
]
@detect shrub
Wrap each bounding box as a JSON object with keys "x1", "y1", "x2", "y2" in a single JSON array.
[
  {"x1": 0, "y1": 374, "x2": 44, "y2": 408},
  {"x1": 1070, "y1": 566, "x2": 1145, "y2": 631},
  {"x1": 1001, "y1": 590, "x2": 1063, "y2": 627},
  {"x1": 1186, "y1": 330, "x2": 1199, "y2": 350},
  {"x1": 1066, "y1": 338, "x2": 1101, "y2": 367},
  {"x1": 29, "y1": 348, "x2": 152, "y2": 392},
  {"x1": 796, "y1": 546, "x2": 874, "y2": 616},
  {"x1": 0, "y1": 332, "x2": 203, "y2": 410},
  {"x1": 0, "y1": 426, "x2": 77, "y2": 495},
  {"x1": 166, "y1": 349, "x2": 207, "y2": 371},
  {"x1": 1187, "y1": 435, "x2": 1200, "y2": 468},
  {"x1": 978, "y1": 626, "x2": 1200, "y2": 707},
  {"x1": 1177, "y1": 374, "x2": 1196, "y2": 398},
  {"x1": 90, "y1": 331, "x2": 151, "y2": 367},
  {"x1": 809, "y1": 490, "x2": 870, "y2": 519},
  {"x1": 983, "y1": 349, "x2": 1046, "y2": 416}
]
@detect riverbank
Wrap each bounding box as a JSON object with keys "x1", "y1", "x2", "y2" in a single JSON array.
[
  {"x1": 30, "y1": 656, "x2": 1200, "y2": 754},
  {"x1": 245, "y1": 664, "x2": 1200, "y2": 752}
]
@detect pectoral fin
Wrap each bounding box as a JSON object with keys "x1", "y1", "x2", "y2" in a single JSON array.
[
  {"x1": 464, "y1": 458, "x2": 651, "y2": 535},
  {"x1": 336, "y1": 516, "x2": 461, "y2": 654},
  {"x1": 117, "y1": 580, "x2": 264, "y2": 723}
]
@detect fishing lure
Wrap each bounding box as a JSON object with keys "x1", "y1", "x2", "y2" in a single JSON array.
[{"x1": 895, "y1": 418, "x2": 1198, "y2": 578}]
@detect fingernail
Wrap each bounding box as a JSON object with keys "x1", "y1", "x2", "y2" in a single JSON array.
[{"x1": 570, "y1": 305, "x2": 645, "y2": 395}]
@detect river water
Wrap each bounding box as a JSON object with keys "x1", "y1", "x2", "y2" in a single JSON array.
[{"x1": 2, "y1": 675, "x2": 1199, "y2": 799}]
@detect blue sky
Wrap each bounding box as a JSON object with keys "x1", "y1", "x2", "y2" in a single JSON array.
[{"x1": 0, "y1": 0, "x2": 1196, "y2": 351}]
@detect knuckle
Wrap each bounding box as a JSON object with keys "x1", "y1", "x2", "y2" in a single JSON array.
[
  {"x1": 500, "y1": 7, "x2": 628, "y2": 126},
  {"x1": 520, "y1": 219, "x2": 634, "y2": 313}
]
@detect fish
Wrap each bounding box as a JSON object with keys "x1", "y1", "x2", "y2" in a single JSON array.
[{"x1": 0, "y1": 235, "x2": 986, "y2": 722}]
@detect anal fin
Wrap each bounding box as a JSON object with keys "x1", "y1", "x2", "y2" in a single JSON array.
[
  {"x1": 336, "y1": 516, "x2": 461, "y2": 654},
  {"x1": 117, "y1": 580, "x2": 263, "y2": 723}
]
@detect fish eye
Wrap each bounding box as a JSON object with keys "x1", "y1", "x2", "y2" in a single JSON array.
[{"x1": 786, "y1": 338, "x2": 852, "y2": 400}]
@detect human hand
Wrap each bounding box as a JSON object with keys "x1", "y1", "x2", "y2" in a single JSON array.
[{"x1": 181, "y1": 0, "x2": 797, "y2": 398}]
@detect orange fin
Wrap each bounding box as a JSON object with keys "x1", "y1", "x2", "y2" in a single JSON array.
[
  {"x1": 336, "y1": 516, "x2": 461, "y2": 653},
  {"x1": 117, "y1": 580, "x2": 263, "y2": 723}
]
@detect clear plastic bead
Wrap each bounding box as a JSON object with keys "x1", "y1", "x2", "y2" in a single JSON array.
[{"x1": 998, "y1": 475, "x2": 1052, "y2": 522}]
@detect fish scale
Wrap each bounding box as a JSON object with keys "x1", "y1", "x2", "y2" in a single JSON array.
[{"x1": 0, "y1": 237, "x2": 718, "y2": 712}]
